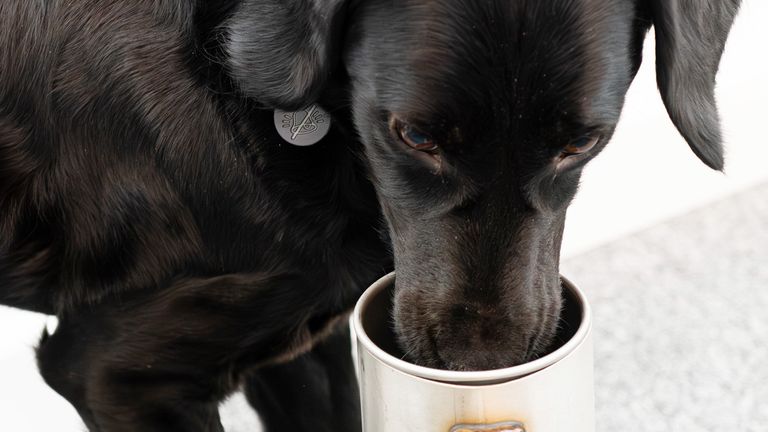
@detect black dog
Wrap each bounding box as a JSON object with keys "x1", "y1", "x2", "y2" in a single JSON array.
[{"x1": 0, "y1": 0, "x2": 739, "y2": 430}]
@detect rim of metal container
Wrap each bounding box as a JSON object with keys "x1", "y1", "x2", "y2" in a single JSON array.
[{"x1": 352, "y1": 271, "x2": 592, "y2": 384}]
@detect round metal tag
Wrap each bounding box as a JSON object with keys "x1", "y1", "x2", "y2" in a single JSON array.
[{"x1": 274, "y1": 104, "x2": 331, "y2": 146}]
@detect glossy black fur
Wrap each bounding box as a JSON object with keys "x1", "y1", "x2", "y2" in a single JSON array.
[{"x1": 0, "y1": 0, "x2": 739, "y2": 430}]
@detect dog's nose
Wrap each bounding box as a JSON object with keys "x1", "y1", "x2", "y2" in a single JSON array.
[{"x1": 433, "y1": 308, "x2": 530, "y2": 371}]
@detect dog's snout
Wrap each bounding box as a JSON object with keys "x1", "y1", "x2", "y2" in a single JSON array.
[
  {"x1": 432, "y1": 305, "x2": 531, "y2": 370},
  {"x1": 394, "y1": 276, "x2": 564, "y2": 371}
]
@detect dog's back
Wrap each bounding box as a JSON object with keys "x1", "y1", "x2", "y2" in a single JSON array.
[
  {"x1": 1, "y1": 0, "x2": 385, "y2": 314},
  {"x1": 1, "y1": 1, "x2": 215, "y2": 313},
  {"x1": 0, "y1": 1, "x2": 321, "y2": 314}
]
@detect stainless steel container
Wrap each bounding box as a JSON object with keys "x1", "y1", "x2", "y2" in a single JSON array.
[{"x1": 351, "y1": 272, "x2": 594, "y2": 432}]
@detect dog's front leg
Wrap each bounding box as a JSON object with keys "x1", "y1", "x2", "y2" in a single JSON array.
[
  {"x1": 38, "y1": 272, "x2": 325, "y2": 432},
  {"x1": 244, "y1": 320, "x2": 361, "y2": 432}
]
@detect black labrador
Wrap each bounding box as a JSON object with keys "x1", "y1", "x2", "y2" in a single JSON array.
[{"x1": 0, "y1": 0, "x2": 739, "y2": 430}]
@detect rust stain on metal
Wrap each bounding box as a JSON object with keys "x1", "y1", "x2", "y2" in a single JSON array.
[{"x1": 450, "y1": 420, "x2": 526, "y2": 432}]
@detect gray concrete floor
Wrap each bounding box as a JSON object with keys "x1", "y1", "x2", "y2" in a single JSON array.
[{"x1": 562, "y1": 182, "x2": 768, "y2": 432}]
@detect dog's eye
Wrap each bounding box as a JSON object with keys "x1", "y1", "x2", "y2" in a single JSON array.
[
  {"x1": 398, "y1": 124, "x2": 438, "y2": 152},
  {"x1": 562, "y1": 135, "x2": 599, "y2": 156}
]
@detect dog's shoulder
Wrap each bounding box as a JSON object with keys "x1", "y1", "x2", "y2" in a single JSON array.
[{"x1": 0, "y1": 0, "x2": 388, "y2": 313}]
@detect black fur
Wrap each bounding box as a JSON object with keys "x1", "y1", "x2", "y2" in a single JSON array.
[
  {"x1": 648, "y1": 0, "x2": 741, "y2": 170},
  {"x1": 0, "y1": 0, "x2": 739, "y2": 430}
]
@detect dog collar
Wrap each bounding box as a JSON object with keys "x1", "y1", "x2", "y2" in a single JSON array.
[{"x1": 274, "y1": 104, "x2": 331, "y2": 146}]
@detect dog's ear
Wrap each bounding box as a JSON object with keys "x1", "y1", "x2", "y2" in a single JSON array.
[
  {"x1": 648, "y1": 0, "x2": 740, "y2": 170},
  {"x1": 225, "y1": 0, "x2": 347, "y2": 109}
]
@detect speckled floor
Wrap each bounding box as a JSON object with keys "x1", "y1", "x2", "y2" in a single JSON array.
[{"x1": 561, "y1": 181, "x2": 768, "y2": 432}]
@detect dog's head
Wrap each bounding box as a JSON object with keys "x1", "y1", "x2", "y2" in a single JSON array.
[{"x1": 225, "y1": 0, "x2": 740, "y2": 370}]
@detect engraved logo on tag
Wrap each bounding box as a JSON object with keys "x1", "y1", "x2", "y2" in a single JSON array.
[
  {"x1": 274, "y1": 104, "x2": 331, "y2": 146},
  {"x1": 450, "y1": 421, "x2": 526, "y2": 432}
]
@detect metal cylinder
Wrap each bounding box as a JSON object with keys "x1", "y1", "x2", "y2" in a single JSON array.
[{"x1": 351, "y1": 272, "x2": 594, "y2": 432}]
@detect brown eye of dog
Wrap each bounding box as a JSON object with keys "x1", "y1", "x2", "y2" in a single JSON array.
[
  {"x1": 562, "y1": 135, "x2": 599, "y2": 156},
  {"x1": 398, "y1": 124, "x2": 438, "y2": 152}
]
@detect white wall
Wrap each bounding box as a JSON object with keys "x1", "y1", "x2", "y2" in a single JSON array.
[{"x1": 561, "y1": 0, "x2": 768, "y2": 258}]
